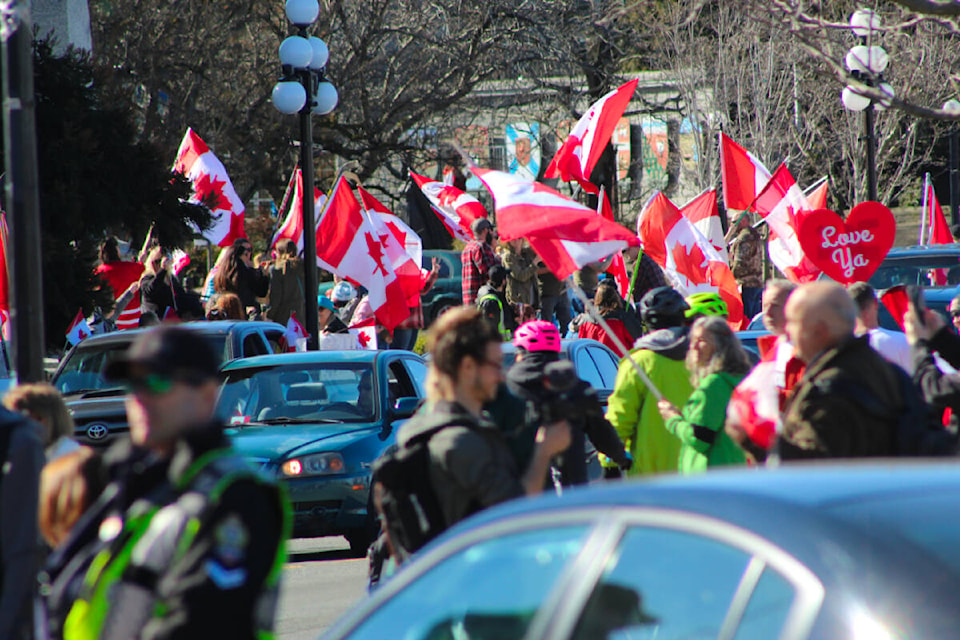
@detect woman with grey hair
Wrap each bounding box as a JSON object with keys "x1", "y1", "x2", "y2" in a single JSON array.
[{"x1": 657, "y1": 316, "x2": 751, "y2": 473}]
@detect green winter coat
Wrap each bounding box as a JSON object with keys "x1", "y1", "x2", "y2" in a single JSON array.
[
  {"x1": 605, "y1": 345, "x2": 692, "y2": 476},
  {"x1": 665, "y1": 372, "x2": 747, "y2": 474}
]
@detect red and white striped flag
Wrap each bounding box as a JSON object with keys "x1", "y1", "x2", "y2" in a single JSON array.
[
  {"x1": 173, "y1": 128, "x2": 246, "y2": 247},
  {"x1": 804, "y1": 177, "x2": 829, "y2": 211},
  {"x1": 638, "y1": 192, "x2": 744, "y2": 327},
  {"x1": 272, "y1": 168, "x2": 326, "y2": 253},
  {"x1": 544, "y1": 79, "x2": 639, "y2": 194},
  {"x1": 752, "y1": 163, "x2": 821, "y2": 283},
  {"x1": 65, "y1": 309, "x2": 92, "y2": 346},
  {"x1": 680, "y1": 189, "x2": 728, "y2": 262},
  {"x1": 472, "y1": 167, "x2": 638, "y2": 280},
  {"x1": 719, "y1": 133, "x2": 771, "y2": 212},
  {"x1": 410, "y1": 171, "x2": 488, "y2": 242}
]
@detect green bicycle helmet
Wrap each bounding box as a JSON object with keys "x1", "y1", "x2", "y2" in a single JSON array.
[{"x1": 684, "y1": 292, "x2": 728, "y2": 319}]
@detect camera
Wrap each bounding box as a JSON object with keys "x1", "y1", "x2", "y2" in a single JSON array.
[{"x1": 539, "y1": 360, "x2": 581, "y2": 426}]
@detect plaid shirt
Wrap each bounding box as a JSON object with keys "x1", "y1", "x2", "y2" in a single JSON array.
[
  {"x1": 461, "y1": 241, "x2": 501, "y2": 306},
  {"x1": 631, "y1": 252, "x2": 668, "y2": 304}
]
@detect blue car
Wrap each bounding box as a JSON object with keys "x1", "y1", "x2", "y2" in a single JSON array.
[
  {"x1": 217, "y1": 350, "x2": 429, "y2": 554},
  {"x1": 324, "y1": 463, "x2": 960, "y2": 639}
]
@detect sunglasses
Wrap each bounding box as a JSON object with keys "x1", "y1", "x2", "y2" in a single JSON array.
[
  {"x1": 951, "y1": 310, "x2": 960, "y2": 319},
  {"x1": 126, "y1": 373, "x2": 207, "y2": 395}
]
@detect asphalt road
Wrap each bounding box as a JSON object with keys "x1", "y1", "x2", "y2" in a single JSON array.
[{"x1": 277, "y1": 537, "x2": 371, "y2": 640}]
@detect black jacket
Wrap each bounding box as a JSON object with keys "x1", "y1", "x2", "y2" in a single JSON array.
[
  {"x1": 507, "y1": 352, "x2": 629, "y2": 486},
  {"x1": 477, "y1": 284, "x2": 517, "y2": 333},
  {"x1": 41, "y1": 427, "x2": 286, "y2": 640}
]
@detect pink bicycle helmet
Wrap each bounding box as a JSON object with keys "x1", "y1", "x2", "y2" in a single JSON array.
[{"x1": 513, "y1": 320, "x2": 561, "y2": 353}]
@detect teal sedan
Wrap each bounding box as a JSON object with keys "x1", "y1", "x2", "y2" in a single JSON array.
[{"x1": 217, "y1": 350, "x2": 429, "y2": 555}]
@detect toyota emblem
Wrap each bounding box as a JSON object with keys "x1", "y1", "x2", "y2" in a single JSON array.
[{"x1": 86, "y1": 423, "x2": 109, "y2": 441}]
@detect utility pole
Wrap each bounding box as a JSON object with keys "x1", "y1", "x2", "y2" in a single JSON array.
[{"x1": 2, "y1": 2, "x2": 47, "y2": 382}]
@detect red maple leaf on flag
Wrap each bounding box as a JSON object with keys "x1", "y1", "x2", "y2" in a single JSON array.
[
  {"x1": 671, "y1": 242, "x2": 709, "y2": 284},
  {"x1": 194, "y1": 173, "x2": 229, "y2": 211},
  {"x1": 437, "y1": 189, "x2": 459, "y2": 208},
  {"x1": 365, "y1": 232, "x2": 388, "y2": 276},
  {"x1": 357, "y1": 331, "x2": 371, "y2": 348},
  {"x1": 384, "y1": 220, "x2": 407, "y2": 246}
]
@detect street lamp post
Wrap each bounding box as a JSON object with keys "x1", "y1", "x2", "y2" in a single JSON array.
[
  {"x1": 841, "y1": 8, "x2": 893, "y2": 203},
  {"x1": 272, "y1": 0, "x2": 338, "y2": 350},
  {"x1": 944, "y1": 99, "x2": 960, "y2": 226}
]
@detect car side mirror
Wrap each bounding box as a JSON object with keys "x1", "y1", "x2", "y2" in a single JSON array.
[{"x1": 391, "y1": 397, "x2": 420, "y2": 419}]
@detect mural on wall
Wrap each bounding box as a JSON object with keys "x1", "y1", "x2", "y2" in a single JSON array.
[
  {"x1": 639, "y1": 117, "x2": 668, "y2": 189},
  {"x1": 612, "y1": 117, "x2": 632, "y2": 182},
  {"x1": 506, "y1": 123, "x2": 541, "y2": 182}
]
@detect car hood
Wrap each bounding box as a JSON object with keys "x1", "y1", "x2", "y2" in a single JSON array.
[
  {"x1": 226, "y1": 422, "x2": 381, "y2": 461},
  {"x1": 65, "y1": 394, "x2": 128, "y2": 420}
]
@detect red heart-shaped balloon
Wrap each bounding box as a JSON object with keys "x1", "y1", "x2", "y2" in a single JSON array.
[{"x1": 796, "y1": 202, "x2": 896, "y2": 285}]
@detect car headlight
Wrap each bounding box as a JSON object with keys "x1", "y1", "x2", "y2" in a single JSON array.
[{"x1": 281, "y1": 452, "x2": 346, "y2": 477}]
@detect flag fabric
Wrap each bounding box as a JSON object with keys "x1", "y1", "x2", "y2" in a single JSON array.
[
  {"x1": 65, "y1": 309, "x2": 92, "y2": 346},
  {"x1": 472, "y1": 167, "x2": 639, "y2": 280},
  {"x1": 752, "y1": 163, "x2": 822, "y2": 283},
  {"x1": 680, "y1": 189, "x2": 728, "y2": 262},
  {"x1": 719, "y1": 133, "x2": 772, "y2": 212},
  {"x1": 284, "y1": 311, "x2": 309, "y2": 351},
  {"x1": 356, "y1": 185, "x2": 423, "y2": 302},
  {"x1": 410, "y1": 171, "x2": 488, "y2": 242},
  {"x1": 804, "y1": 177, "x2": 829, "y2": 211},
  {"x1": 544, "y1": 79, "x2": 639, "y2": 194},
  {"x1": 171, "y1": 249, "x2": 191, "y2": 276},
  {"x1": 349, "y1": 317, "x2": 378, "y2": 350},
  {"x1": 315, "y1": 177, "x2": 410, "y2": 331},
  {"x1": 921, "y1": 173, "x2": 953, "y2": 246},
  {"x1": 597, "y1": 189, "x2": 631, "y2": 301},
  {"x1": 0, "y1": 213, "x2": 9, "y2": 316},
  {"x1": 637, "y1": 192, "x2": 744, "y2": 326},
  {"x1": 173, "y1": 128, "x2": 246, "y2": 247},
  {"x1": 272, "y1": 168, "x2": 327, "y2": 253}
]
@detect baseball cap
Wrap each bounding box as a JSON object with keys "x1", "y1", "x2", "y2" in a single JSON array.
[
  {"x1": 331, "y1": 281, "x2": 356, "y2": 303},
  {"x1": 105, "y1": 326, "x2": 220, "y2": 382},
  {"x1": 318, "y1": 295, "x2": 336, "y2": 312},
  {"x1": 471, "y1": 218, "x2": 494, "y2": 235}
]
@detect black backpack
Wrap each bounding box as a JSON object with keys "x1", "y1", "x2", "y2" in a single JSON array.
[{"x1": 371, "y1": 412, "x2": 481, "y2": 560}]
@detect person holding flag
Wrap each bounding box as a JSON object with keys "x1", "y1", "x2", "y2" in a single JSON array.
[{"x1": 94, "y1": 236, "x2": 145, "y2": 330}]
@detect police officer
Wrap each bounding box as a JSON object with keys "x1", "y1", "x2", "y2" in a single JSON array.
[{"x1": 41, "y1": 326, "x2": 289, "y2": 639}]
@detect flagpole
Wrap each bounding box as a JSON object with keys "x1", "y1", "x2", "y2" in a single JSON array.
[
  {"x1": 270, "y1": 161, "x2": 300, "y2": 247},
  {"x1": 920, "y1": 173, "x2": 929, "y2": 246},
  {"x1": 569, "y1": 285, "x2": 664, "y2": 402}
]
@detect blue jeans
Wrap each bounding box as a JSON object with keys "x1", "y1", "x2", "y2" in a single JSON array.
[
  {"x1": 540, "y1": 295, "x2": 572, "y2": 337},
  {"x1": 741, "y1": 287, "x2": 763, "y2": 321},
  {"x1": 390, "y1": 328, "x2": 419, "y2": 351}
]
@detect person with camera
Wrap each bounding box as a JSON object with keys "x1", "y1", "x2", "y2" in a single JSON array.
[
  {"x1": 507, "y1": 320, "x2": 631, "y2": 486},
  {"x1": 657, "y1": 317, "x2": 750, "y2": 473}
]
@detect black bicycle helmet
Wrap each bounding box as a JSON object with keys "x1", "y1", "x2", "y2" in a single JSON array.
[{"x1": 639, "y1": 286, "x2": 689, "y2": 330}]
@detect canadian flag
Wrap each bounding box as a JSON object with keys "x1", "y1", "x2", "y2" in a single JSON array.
[
  {"x1": 719, "y1": 132, "x2": 772, "y2": 212},
  {"x1": 315, "y1": 177, "x2": 410, "y2": 331},
  {"x1": 472, "y1": 167, "x2": 638, "y2": 280},
  {"x1": 920, "y1": 173, "x2": 953, "y2": 246},
  {"x1": 410, "y1": 171, "x2": 488, "y2": 242},
  {"x1": 544, "y1": 79, "x2": 639, "y2": 194},
  {"x1": 349, "y1": 317, "x2": 378, "y2": 351},
  {"x1": 356, "y1": 185, "x2": 424, "y2": 303},
  {"x1": 173, "y1": 128, "x2": 246, "y2": 247},
  {"x1": 597, "y1": 189, "x2": 631, "y2": 301},
  {"x1": 680, "y1": 189, "x2": 728, "y2": 263},
  {"x1": 284, "y1": 311, "x2": 309, "y2": 351},
  {"x1": 171, "y1": 249, "x2": 191, "y2": 276},
  {"x1": 752, "y1": 163, "x2": 821, "y2": 283},
  {"x1": 727, "y1": 359, "x2": 780, "y2": 453},
  {"x1": 65, "y1": 309, "x2": 92, "y2": 346},
  {"x1": 272, "y1": 168, "x2": 327, "y2": 252},
  {"x1": 0, "y1": 213, "x2": 10, "y2": 334},
  {"x1": 804, "y1": 177, "x2": 829, "y2": 211},
  {"x1": 638, "y1": 192, "x2": 744, "y2": 326}
]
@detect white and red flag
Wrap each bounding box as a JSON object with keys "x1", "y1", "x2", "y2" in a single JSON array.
[
  {"x1": 544, "y1": 79, "x2": 639, "y2": 194},
  {"x1": 410, "y1": 171, "x2": 487, "y2": 242},
  {"x1": 638, "y1": 192, "x2": 744, "y2": 327},
  {"x1": 752, "y1": 163, "x2": 821, "y2": 283},
  {"x1": 472, "y1": 167, "x2": 638, "y2": 280},
  {"x1": 680, "y1": 189, "x2": 728, "y2": 262},
  {"x1": 173, "y1": 128, "x2": 246, "y2": 247},
  {"x1": 315, "y1": 177, "x2": 410, "y2": 331},
  {"x1": 920, "y1": 173, "x2": 953, "y2": 246},
  {"x1": 356, "y1": 185, "x2": 423, "y2": 303},
  {"x1": 719, "y1": 133, "x2": 772, "y2": 212},
  {"x1": 349, "y1": 317, "x2": 378, "y2": 351},
  {"x1": 0, "y1": 213, "x2": 9, "y2": 340},
  {"x1": 171, "y1": 249, "x2": 191, "y2": 276},
  {"x1": 597, "y1": 188, "x2": 631, "y2": 300},
  {"x1": 804, "y1": 177, "x2": 829, "y2": 211},
  {"x1": 272, "y1": 168, "x2": 326, "y2": 252},
  {"x1": 284, "y1": 311, "x2": 309, "y2": 351},
  {"x1": 65, "y1": 309, "x2": 92, "y2": 346}
]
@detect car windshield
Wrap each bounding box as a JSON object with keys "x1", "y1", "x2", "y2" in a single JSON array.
[
  {"x1": 826, "y1": 493, "x2": 960, "y2": 574},
  {"x1": 869, "y1": 255, "x2": 960, "y2": 289},
  {"x1": 218, "y1": 362, "x2": 377, "y2": 424},
  {"x1": 53, "y1": 335, "x2": 228, "y2": 396}
]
